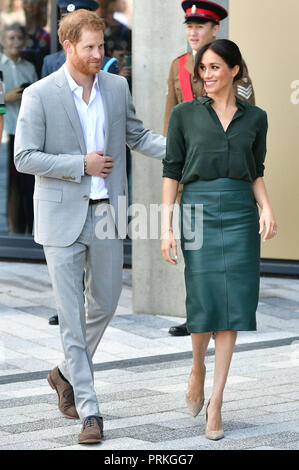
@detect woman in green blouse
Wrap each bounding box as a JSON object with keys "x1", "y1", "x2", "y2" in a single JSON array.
[{"x1": 161, "y1": 39, "x2": 277, "y2": 440}]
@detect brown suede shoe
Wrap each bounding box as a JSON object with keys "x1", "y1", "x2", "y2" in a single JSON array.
[
  {"x1": 47, "y1": 366, "x2": 79, "y2": 419},
  {"x1": 78, "y1": 416, "x2": 104, "y2": 445}
]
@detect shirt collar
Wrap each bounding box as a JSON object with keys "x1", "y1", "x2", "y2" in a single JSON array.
[
  {"x1": 0, "y1": 53, "x2": 23, "y2": 65},
  {"x1": 195, "y1": 94, "x2": 213, "y2": 105},
  {"x1": 63, "y1": 64, "x2": 99, "y2": 93},
  {"x1": 196, "y1": 94, "x2": 246, "y2": 112}
]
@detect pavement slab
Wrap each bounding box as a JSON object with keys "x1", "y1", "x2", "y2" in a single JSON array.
[{"x1": 0, "y1": 261, "x2": 298, "y2": 451}]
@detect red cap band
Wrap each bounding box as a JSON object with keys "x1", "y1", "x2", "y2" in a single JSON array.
[{"x1": 185, "y1": 7, "x2": 221, "y2": 23}]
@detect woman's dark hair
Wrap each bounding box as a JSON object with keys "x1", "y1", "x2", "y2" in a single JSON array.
[{"x1": 194, "y1": 39, "x2": 243, "y2": 82}]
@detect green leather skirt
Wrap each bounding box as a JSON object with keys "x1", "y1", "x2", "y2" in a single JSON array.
[{"x1": 180, "y1": 178, "x2": 260, "y2": 333}]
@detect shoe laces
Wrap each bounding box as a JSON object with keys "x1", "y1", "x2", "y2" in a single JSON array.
[
  {"x1": 62, "y1": 387, "x2": 74, "y2": 400},
  {"x1": 83, "y1": 416, "x2": 102, "y2": 430}
]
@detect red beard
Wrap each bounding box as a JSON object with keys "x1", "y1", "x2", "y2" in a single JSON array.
[{"x1": 71, "y1": 48, "x2": 103, "y2": 75}]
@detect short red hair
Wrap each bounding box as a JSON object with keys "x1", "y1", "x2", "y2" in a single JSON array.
[{"x1": 58, "y1": 9, "x2": 106, "y2": 45}]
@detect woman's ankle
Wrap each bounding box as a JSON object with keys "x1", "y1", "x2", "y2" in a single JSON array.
[
  {"x1": 191, "y1": 363, "x2": 206, "y2": 376},
  {"x1": 209, "y1": 395, "x2": 223, "y2": 409}
]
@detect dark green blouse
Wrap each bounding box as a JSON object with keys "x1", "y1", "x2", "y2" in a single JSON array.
[{"x1": 163, "y1": 95, "x2": 268, "y2": 184}]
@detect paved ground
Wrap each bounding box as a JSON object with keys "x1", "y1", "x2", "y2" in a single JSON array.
[{"x1": 0, "y1": 260, "x2": 298, "y2": 450}]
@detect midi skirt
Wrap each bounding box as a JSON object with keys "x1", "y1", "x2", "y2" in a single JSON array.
[{"x1": 180, "y1": 178, "x2": 260, "y2": 333}]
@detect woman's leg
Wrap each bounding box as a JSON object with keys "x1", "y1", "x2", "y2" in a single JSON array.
[
  {"x1": 206, "y1": 330, "x2": 237, "y2": 430},
  {"x1": 187, "y1": 332, "x2": 212, "y2": 401}
]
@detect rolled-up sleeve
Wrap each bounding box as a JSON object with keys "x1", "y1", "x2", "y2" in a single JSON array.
[
  {"x1": 162, "y1": 106, "x2": 186, "y2": 181},
  {"x1": 253, "y1": 111, "x2": 268, "y2": 178}
]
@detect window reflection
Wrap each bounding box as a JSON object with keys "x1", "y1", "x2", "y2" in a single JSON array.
[{"x1": 0, "y1": 0, "x2": 51, "y2": 235}]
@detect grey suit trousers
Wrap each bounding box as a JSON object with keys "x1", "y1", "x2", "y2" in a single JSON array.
[{"x1": 44, "y1": 201, "x2": 123, "y2": 419}]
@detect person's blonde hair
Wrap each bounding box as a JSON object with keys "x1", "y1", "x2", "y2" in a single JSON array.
[{"x1": 58, "y1": 9, "x2": 106, "y2": 46}]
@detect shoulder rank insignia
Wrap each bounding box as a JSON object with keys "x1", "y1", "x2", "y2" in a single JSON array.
[{"x1": 237, "y1": 84, "x2": 253, "y2": 100}]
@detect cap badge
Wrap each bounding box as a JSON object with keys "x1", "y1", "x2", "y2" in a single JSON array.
[
  {"x1": 67, "y1": 3, "x2": 76, "y2": 12},
  {"x1": 191, "y1": 5, "x2": 197, "y2": 14}
]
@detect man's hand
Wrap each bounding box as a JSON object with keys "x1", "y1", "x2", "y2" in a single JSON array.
[
  {"x1": 85, "y1": 151, "x2": 114, "y2": 178},
  {"x1": 5, "y1": 88, "x2": 23, "y2": 102}
]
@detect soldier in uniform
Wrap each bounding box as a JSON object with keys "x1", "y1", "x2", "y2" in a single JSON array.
[
  {"x1": 41, "y1": 0, "x2": 119, "y2": 78},
  {"x1": 166, "y1": 1, "x2": 256, "y2": 337}
]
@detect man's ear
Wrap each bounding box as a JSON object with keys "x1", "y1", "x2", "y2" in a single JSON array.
[
  {"x1": 212, "y1": 23, "x2": 220, "y2": 39},
  {"x1": 63, "y1": 39, "x2": 74, "y2": 55}
]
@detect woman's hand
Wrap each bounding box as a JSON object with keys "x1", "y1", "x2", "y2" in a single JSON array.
[
  {"x1": 251, "y1": 178, "x2": 277, "y2": 242},
  {"x1": 259, "y1": 206, "x2": 278, "y2": 241},
  {"x1": 161, "y1": 229, "x2": 178, "y2": 265},
  {"x1": 161, "y1": 178, "x2": 180, "y2": 264}
]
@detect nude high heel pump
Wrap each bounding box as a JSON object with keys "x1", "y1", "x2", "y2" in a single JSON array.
[
  {"x1": 205, "y1": 399, "x2": 224, "y2": 441},
  {"x1": 185, "y1": 366, "x2": 206, "y2": 417}
]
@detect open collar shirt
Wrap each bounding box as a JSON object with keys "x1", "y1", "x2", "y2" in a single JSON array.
[{"x1": 64, "y1": 64, "x2": 109, "y2": 200}]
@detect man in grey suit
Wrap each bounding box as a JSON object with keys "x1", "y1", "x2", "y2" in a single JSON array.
[
  {"x1": 42, "y1": 1, "x2": 118, "y2": 328},
  {"x1": 14, "y1": 9, "x2": 165, "y2": 445}
]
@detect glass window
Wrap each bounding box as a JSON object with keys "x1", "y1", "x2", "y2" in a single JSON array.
[{"x1": 0, "y1": 1, "x2": 51, "y2": 238}]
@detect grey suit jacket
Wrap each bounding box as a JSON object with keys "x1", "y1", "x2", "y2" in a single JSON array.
[{"x1": 14, "y1": 67, "x2": 166, "y2": 246}]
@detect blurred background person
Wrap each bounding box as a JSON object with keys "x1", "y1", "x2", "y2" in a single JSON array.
[
  {"x1": 112, "y1": 0, "x2": 132, "y2": 28},
  {"x1": 100, "y1": 0, "x2": 131, "y2": 58},
  {"x1": 0, "y1": 22, "x2": 37, "y2": 233},
  {"x1": 110, "y1": 38, "x2": 130, "y2": 87},
  {"x1": 22, "y1": 0, "x2": 50, "y2": 77},
  {"x1": 0, "y1": 1, "x2": 26, "y2": 37}
]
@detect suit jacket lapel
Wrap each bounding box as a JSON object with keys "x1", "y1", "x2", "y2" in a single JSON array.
[
  {"x1": 97, "y1": 71, "x2": 112, "y2": 155},
  {"x1": 54, "y1": 67, "x2": 86, "y2": 155},
  {"x1": 97, "y1": 71, "x2": 113, "y2": 195}
]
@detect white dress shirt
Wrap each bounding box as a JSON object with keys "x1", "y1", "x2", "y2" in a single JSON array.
[
  {"x1": 0, "y1": 53, "x2": 38, "y2": 134},
  {"x1": 64, "y1": 64, "x2": 109, "y2": 200}
]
